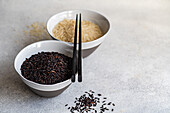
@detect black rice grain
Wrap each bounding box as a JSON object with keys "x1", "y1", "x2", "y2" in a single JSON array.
[
  {"x1": 21, "y1": 52, "x2": 72, "y2": 84},
  {"x1": 65, "y1": 90, "x2": 115, "y2": 113}
]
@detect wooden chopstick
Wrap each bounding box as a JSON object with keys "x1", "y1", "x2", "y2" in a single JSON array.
[
  {"x1": 78, "y1": 13, "x2": 82, "y2": 82},
  {"x1": 71, "y1": 14, "x2": 78, "y2": 82}
]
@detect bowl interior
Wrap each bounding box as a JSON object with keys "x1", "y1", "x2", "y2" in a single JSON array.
[
  {"x1": 14, "y1": 40, "x2": 73, "y2": 91},
  {"x1": 47, "y1": 10, "x2": 110, "y2": 41}
]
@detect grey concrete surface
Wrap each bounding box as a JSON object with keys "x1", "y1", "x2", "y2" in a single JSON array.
[{"x1": 1, "y1": 0, "x2": 170, "y2": 113}]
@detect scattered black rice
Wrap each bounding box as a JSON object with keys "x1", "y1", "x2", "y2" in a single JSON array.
[
  {"x1": 97, "y1": 94, "x2": 102, "y2": 96},
  {"x1": 102, "y1": 101, "x2": 106, "y2": 103},
  {"x1": 108, "y1": 102, "x2": 112, "y2": 105},
  {"x1": 65, "y1": 90, "x2": 115, "y2": 113},
  {"x1": 21, "y1": 52, "x2": 72, "y2": 84}
]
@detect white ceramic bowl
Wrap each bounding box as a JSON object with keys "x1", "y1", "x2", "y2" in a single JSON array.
[
  {"x1": 47, "y1": 10, "x2": 110, "y2": 57},
  {"x1": 14, "y1": 40, "x2": 73, "y2": 97}
]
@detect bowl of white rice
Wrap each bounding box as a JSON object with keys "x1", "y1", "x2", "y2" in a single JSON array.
[{"x1": 47, "y1": 10, "x2": 110, "y2": 57}]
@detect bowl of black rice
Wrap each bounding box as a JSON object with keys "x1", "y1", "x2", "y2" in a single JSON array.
[{"x1": 14, "y1": 40, "x2": 75, "y2": 97}]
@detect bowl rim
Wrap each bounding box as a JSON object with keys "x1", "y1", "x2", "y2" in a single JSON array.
[
  {"x1": 46, "y1": 9, "x2": 111, "y2": 46},
  {"x1": 14, "y1": 40, "x2": 72, "y2": 91}
]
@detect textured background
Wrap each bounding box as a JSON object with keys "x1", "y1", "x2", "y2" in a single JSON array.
[{"x1": 0, "y1": 0, "x2": 170, "y2": 113}]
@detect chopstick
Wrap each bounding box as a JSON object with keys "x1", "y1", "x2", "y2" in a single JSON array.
[
  {"x1": 78, "y1": 14, "x2": 82, "y2": 82},
  {"x1": 71, "y1": 14, "x2": 83, "y2": 82},
  {"x1": 71, "y1": 14, "x2": 78, "y2": 82}
]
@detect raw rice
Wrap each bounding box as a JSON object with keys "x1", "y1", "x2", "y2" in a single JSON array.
[{"x1": 52, "y1": 19, "x2": 103, "y2": 43}]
